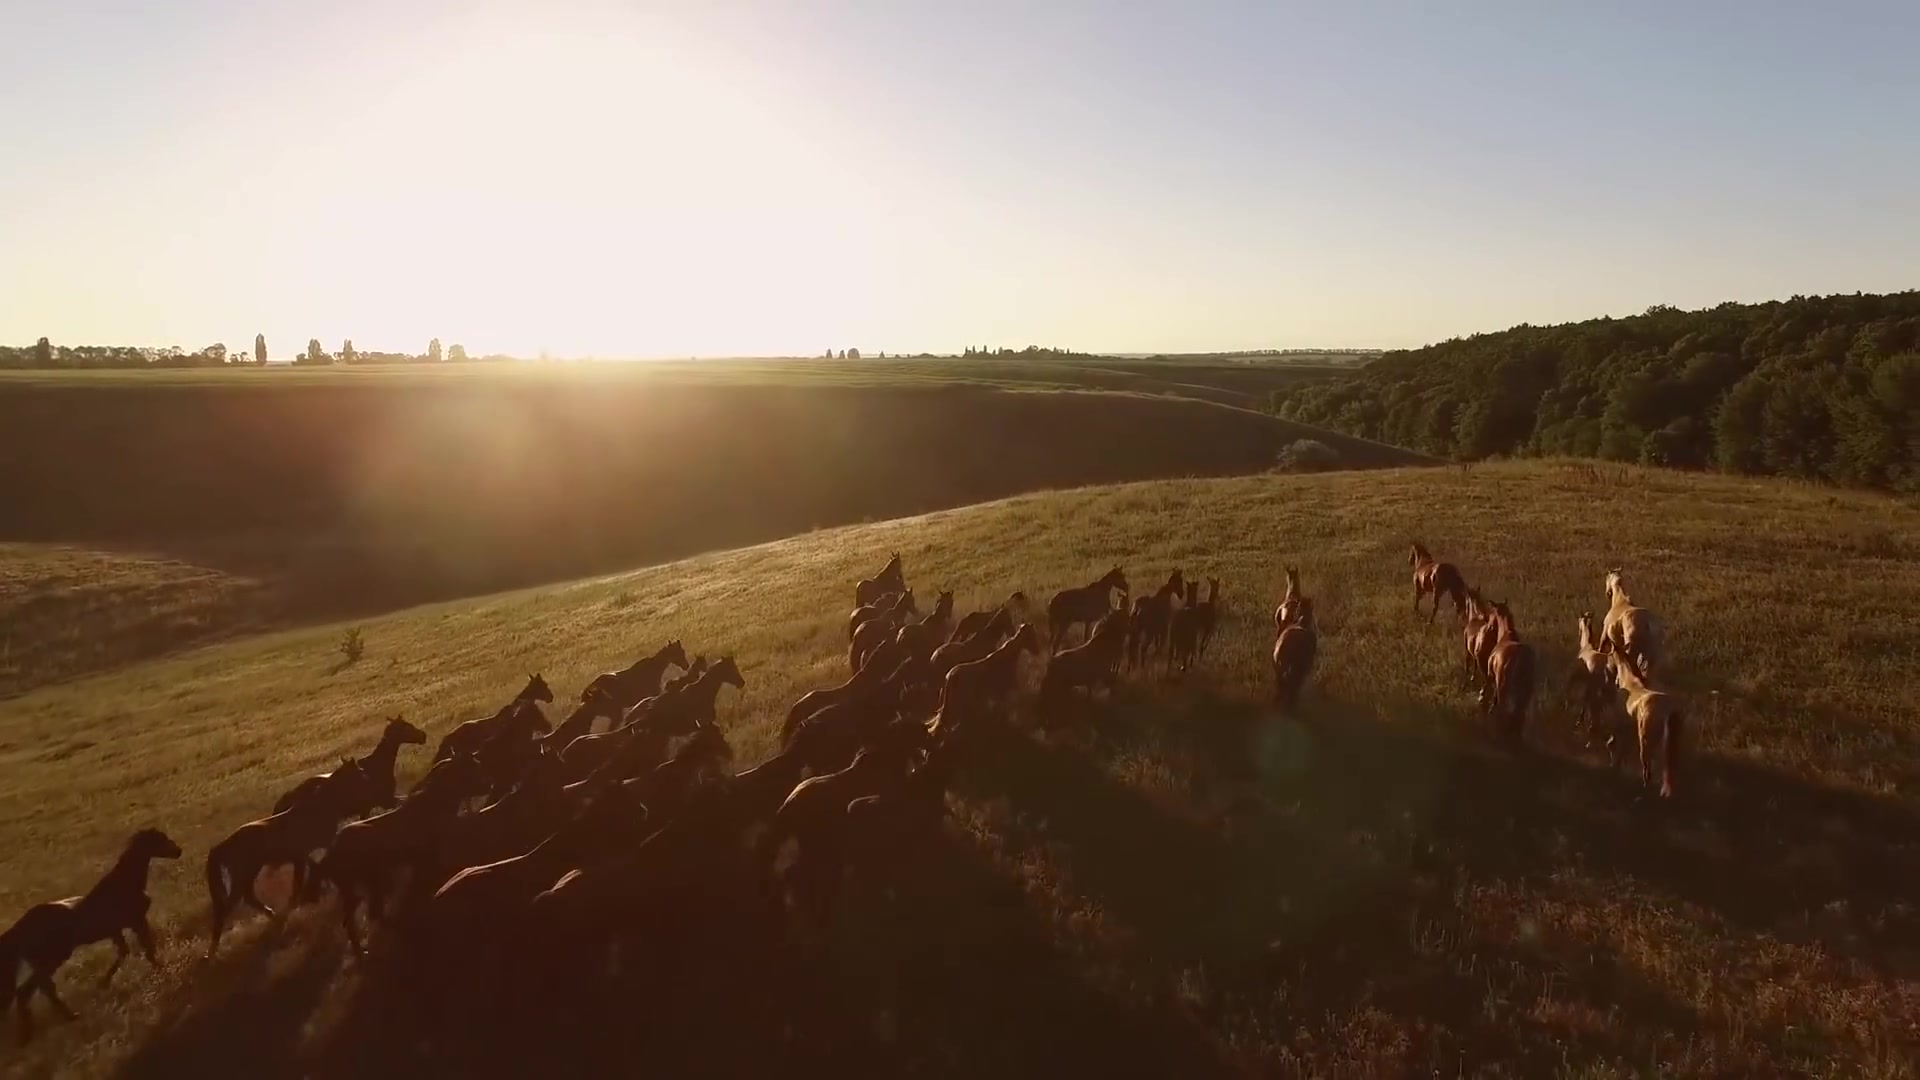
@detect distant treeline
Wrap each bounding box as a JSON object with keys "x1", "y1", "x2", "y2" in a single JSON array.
[
  {"x1": 0, "y1": 335, "x2": 497, "y2": 369},
  {"x1": 1271, "y1": 291, "x2": 1920, "y2": 492}
]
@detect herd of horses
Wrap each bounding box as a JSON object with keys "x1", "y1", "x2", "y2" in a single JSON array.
[{"x1": 0, "y1": 545, "x2": 1678, "y2": 1047}]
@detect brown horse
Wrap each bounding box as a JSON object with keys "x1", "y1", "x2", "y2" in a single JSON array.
[
  {"x1": 320, "y1": 752, "x2": 489, "y2": 953},
  {"x1": 758, "y1": 747, "x2": 915, "y2": 924},
  {"x1": 544, "y1": 690, "x2": 624, "y2": 751},
  {"x1": 849, "y1": 590, "x2": 917, "y2": 671},
  {"x1": 435, "y1": 674, "x2": 555, "y2": 762},
  {"x1": 1, "y1": 828, "x2": 181, "y2": 1042},
  {"x1": 1273, "y1": 566, "x2": 1303, "y2": 632},
  {"x1": 1126, "y1": 570, "x2": 1186, "y2": 674},
  {"x1": 579, "y1": 640, "x2": 689, "y2": 711},
  {"x1": 662, "y1": 655, "x2": 711, "y2": 695},
  {"x1": 1484, "y1": 601, "x2": 1535, "y2": 744},
  {"x1": 1047, "y1": 567, "x2": 1128, "y2": 653},
  {"x1": 939, "y1": 622, "x2": 1039, "y2": 730},
  {"x1": 1410, "y1": 543, "x2": 1469, "y2": 623},
  {"x1": 625, "y1": 656, "x2": 744, "y2": 734},
  {"x1": 781, "y1": 640, "x2": 908, "y2": 745},
  {"x1": 1602, "y1": 650, "x2": 1685, "y2": 797},
  {"x1": 1271, "y1": 598, "x2": 1317, "y2": 714},
  {"x1": 274, "y1": 715, "x2": 426, "y2": 817},
  {"x1": 951, "y1": 592, "x2": 1026, "y2": 644},
  {"x1": 206, "y1": 760, "x2": 380, "y2": 955},
  {"x1": 848, "y1": 587, "x2": 917, "y2": 642},
  {"x1": 1461, "y1": 588, "x2": 1499, "y2": 698},
  {"x1": 929, "y1": 610, "x2": 1013, "y2": 679},
  {"x1": 892, "y1": 589, "x2": 956, "y2": 661},
  {"x1": 471, "y1": 700, "x2": 555, "y2": 802},
  {"x1": 413, "y1": 747, "x2": 575, "y2": 904},
  {"x1": 854, "y1": 551, "x2": 907, "y2": 608},
  {"x1": 1039, "y1": 610, "x2": 1128, "y2": 714},
  {"x1": 1165, "y1": 580, "x2": 1203, "y2": 677}
]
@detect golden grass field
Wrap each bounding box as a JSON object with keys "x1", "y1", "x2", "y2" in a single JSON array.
[{"x1": 2, "y1": 461, "x2": 1918, "y2": 1077}]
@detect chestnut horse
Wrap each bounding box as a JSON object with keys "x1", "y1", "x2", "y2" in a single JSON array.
[
  {"x1": 1165, "y1": 580, "x2": 1203, "y2": 677},
  {"x1": 1273, "y1": 566, "x2": 1303, "y2": 632},
  {"x1": 1410, "y1": 543, "x2": 1469, "y2": 623},
  {"x1": 1271, "y1": 598, "x2": 1317, "y2": 714},
  {"x1": 1483, "y1": 601, "x2": 1535, "y2": 744},
  {"x1": 1, "y1": 828, "x2": 182, "y2": 1042}
]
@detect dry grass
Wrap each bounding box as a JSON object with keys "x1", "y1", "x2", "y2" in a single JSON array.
[{"x1": 2, "y1": 461, "x2": 1918, "y2": 1077}]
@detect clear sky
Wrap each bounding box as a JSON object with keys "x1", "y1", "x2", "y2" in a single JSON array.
[{"x1": 3, "y1": 0, "x2": 1916, "y2": 358}]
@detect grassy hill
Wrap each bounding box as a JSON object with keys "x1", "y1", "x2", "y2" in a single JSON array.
[
  {"x1": 3, "y1": 462, "x2": 1917, "y2": 1077},
  {"x1": 0, "y1": 373, "x2": 1422, "y2": 697}
]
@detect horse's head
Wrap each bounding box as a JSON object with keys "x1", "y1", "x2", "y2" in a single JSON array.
[
  {"x1": 1577, "y1": 611, "x2": 1598, "y2": 647},
  {"x1": 129, "y1": 827, "x2": 183, "y2": 861},
  {"x1": 1491, "y1": 600, "x2": 1517, "y2": 635},
  {"x1": 662, "y1": 639, "x2": 690, "y2": 671},
  {"x1": 1165, "y1": 568, "x2": 1185, "y2": 594},
  {"x1": 521, "y1": 673, "x2": 556, "y2": 704},
  {"x1": 712, "y1": 655, "x2": 746, "y2": 690},
  {"x1": 1105, "y1": 566, "x2": 1130, "y2": 593},
  {"x1": 385, "y1": 716, "x2": 428, "y2": 746},
  {"x1": 1604, "y1": 569, "x2": 1627, "y2": 606},
  {"x1": 932, "y1": 590, "x2": 955, "y2": 619}
]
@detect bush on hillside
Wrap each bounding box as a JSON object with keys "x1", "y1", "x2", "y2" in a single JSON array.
[{"x1": 1277, "y1": 438, "x2": 1340, "y2": 473}]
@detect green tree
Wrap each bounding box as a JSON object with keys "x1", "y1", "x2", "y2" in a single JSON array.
[
  {"x1": 341, "y1": 339, "x2": 356, "y2": 364},
  {"x1": 428, "y1": 338, "x2": 443, "y2": 363},
  {"x1": 254, "y1": 334, "x2": 268, "y2": 364},
  {"x1": 305, "y1": 339, "x2": 328, "y2": 364},
  {"x1": 32, "y1": 337, "x2": 52, "y2": 366},
  {"x1": 446, "y1": 343, "x2": 468, "y2": 363}
]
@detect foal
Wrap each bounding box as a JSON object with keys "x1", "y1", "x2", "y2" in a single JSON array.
[
  {"x1": 1194, "y1": 578, "x2": 1221, "y2": 660},
  {"x1": 1, "y1": 828, "x2": 182, "y2": 1042},
  {"x1": 1410, "y1": 543, "x2": 1469, "y2": 623}
]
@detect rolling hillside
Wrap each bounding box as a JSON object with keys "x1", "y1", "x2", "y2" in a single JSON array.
[{"x1": 3, "y1": 462, "x2": 1917, "y2": 1077}]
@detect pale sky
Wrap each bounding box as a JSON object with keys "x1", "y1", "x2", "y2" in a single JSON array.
[{"x1": 3, "y1": 0, "x2": 1916, "y2": 358}]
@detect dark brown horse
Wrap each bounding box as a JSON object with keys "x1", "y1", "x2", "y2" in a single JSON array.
[
  {"x1": 320, "y1": 752, "x2": 489, "y2": 953},
  {"x1": 1047, "y1": 567, "x2": 1128, "y2": 653},
  {"x1": 939, "y1": 622, "x2": 1039, "y2": 730},
  {"x1": 848, "y1": 587, "x2": 916, "y2": 642},
  {"x1": 854, "y1": 551, "x2": 907, "y2": 608},
  {"x1": 951, "y1": 592, "x2": 1026, "y2": 644},
  {"x1": 892, "y1": 589, "x2": 955, "y2": 661},
  {"x1": 544, "y1": 691, "x2": 624, "y2": 751},
  {"x1": 781, "y1": 640, "x2": 908, "y2": 745},
  {"x1": 580, "y1": 639, "x2": 689, "y2": 711},
  {"x1": 2, "y1": 828, "x2": 181, "y2": 1042},
  {"x1": 1039, "y1": 610, "x2": 1128, "y2": 714},
  {"x1": 206, "y1": 760, "x2": 379, "y2": 955},
  {"x1": 1126, "y1": 569, "x2": 1186, "y2": 674},
  {"x1": 1165, "y1": 579, "x2": 1203, "y2": 677},
  {"x1": 928, "y1": 610, "x2": 1013, "y2": 680},
  {"x1": 435, "y1": 674, "x2": 555, "y2": 762},
  {"x1": 849, "y1": 589, "x2": 916, "y2": 671},
  {"x1": 1271, "y1": 598, "x2": 1317, "y2": 714},
  {"x1": 758, "y1": 747, "x2": 915, "y2": 924},
  {"x1": 1410, "y1": 542, "x2": 1469, "y2": 623},
  {"x1": 662, "y1": 655, "x2": 711, "y2": 695},
  {"x1": 273, "y1": 715, "x2": 426, "y2": 817},
  {"x1": 1194, "y1": 577, "x2": 1221, "y2": 660},
  {"x1": 413, "y1": 747, "x2": 574, "y2": 904},
  {"x1": 471, "y1": 702, "x2": 554, "y2": 802}
]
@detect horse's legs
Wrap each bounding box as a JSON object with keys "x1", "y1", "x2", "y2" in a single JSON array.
[
  {"x1": 29, "y1": 970, "x2": 75, "y2": 1021},
  {"x1": 1637, "y1": 712, "x2": 1654, "y2": 790},
  {"x1": 240, "y1": 863, "x2": 277, "y2": 918},
  {"x1": 133, "y1": 915, "x2": 161, "y2": 965},
  {"x1": 101, "y1": 932, "x2": 130, "y2": 985}
]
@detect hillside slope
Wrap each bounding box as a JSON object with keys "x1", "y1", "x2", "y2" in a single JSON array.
[
  {"x1": 0, "y1": 380, "x2": 1423, "y2": 696},
  {"x1": 2, "y1": 463, "x2": 1917, "y2": 1077}
]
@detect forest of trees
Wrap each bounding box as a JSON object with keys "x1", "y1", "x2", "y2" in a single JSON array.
[
  {"x1": 1271, "y1": 291, "x2": 1920, "y2": 492},
  {"x1": 0, "y1": 336, "x2": 490, "y2": 369}
]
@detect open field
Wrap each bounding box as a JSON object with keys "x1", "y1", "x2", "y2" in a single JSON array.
[
  {"x1": 0, "y1": 375, "x2": 1423, "y2": 696},
  {"x1": 2, "y1": 462, "x2": 1917, "y2": 1077}
]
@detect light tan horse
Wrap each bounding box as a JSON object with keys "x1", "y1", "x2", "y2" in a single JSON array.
[
  {"x1": 1483, "y1": 601, "x2": 1535, "y2": 744},
  {"x1": 1270, "y1": 598, "x2": 1317, "y2": 714},
  {"x1": 1603, "y1": 651, "x2": 1685, "y2": 798},
  {"x1": 1567, "y1": 612, "x2": 1613, "y2": 744},
  {"x1": 1273, "y1": 566, "x2": 1303, "y2": 631},
  {"x1": 1461, "y1": 588, "x2": 1498, "y2": 698},
  {"x1": 1602, "y1": 569, "x2": 1666, "y2": 676}
]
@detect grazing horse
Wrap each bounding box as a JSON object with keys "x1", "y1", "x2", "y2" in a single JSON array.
[
  {"x1": 1274, "y1": 566, "x2": 1304, "y2": 632},
  {"x1": 854, "y1": 552, "x2": 907, "y2": 608},
  {"x1": 1602, "y1": 569, "x2": 1666, "y2": 677},
  {"x1": 1040, "y1": 610, "x2": 1128, "y2": 714},
  {"x1": 320, "y1": 753, "x2": 488, "y2": 953},
  {"x1": 939, "y1": 623, "x2": 1039, "y2": 731},
  {"x1": 1126, "y1": 570, "x2": 1186, "y2": 674},
  {"x1": 1410, "y1": 543, "x2": 1469, "y2": 623},
  {"x1": 274, "y1": 715, "x2": 426, "y2": 817},
  {"x1": 1, "y1": 828, "x2": 182, "y2": 1043},
  {"x1": 951, "y1": 592, "x2": 1026, "y2": 644},
  {"x1": 1047, "y1": 567, "x2": 1128, "y2": 653},
  {"x1": 580, "y1": 640, "x2": 689, "y2": 711},
  {"x1": 1194, "y1": 577, "x2": 1221, "y2": 660},
  {"x1": 1568, "y1": 611, "x2": 1614, "y2": 744},
  {"x1": 435, "y1": 674, "x2": 555, "y2": 762},
  {"x1": 1165, "y1": 580, "x2": 1203, "y2": 676},
  {"x1": 1484, "y1": 601, "x2": 1535, "y2": 744},
  {"x1": 1271, "y1": 598, "x2": 1317, "y2": 714},
  {"x1": 1603, "y1": 651, "x2": 1685, "y2": 798},
  {"x1": 206, "y1": 761, "x2": 379, "y2": 955},
  {"x1": 929, "y1": 610, "x2": 1013, "y2": 680}
]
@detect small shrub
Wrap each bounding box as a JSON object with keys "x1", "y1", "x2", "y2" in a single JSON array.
[
  {"x1": 1277, "y1": 439, "x2": 1341, "y2": 473},
  {"x1": 338, "y1": 627, "x2": 365, "y2": 665}
]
